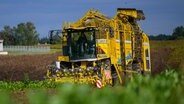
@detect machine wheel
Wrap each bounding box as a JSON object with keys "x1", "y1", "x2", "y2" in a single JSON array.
[
  {"x1": 111, "y1": 65, "x2": 120, "y2": 86},
  {"x1": 112, "y1": 73, "x2": 120, "y2": 86}
]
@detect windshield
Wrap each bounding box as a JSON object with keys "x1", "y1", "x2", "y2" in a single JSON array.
[{"x1": 68, "y1": 29, "x2": 96, "y2": 60}]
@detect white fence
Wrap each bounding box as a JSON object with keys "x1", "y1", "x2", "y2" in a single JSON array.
[
  {"x1": 4, "y1": 45, "x2": 50, "y2": 53},
  {"x1": 0, "y1": 40, "x2": 3, "y2": 51}
]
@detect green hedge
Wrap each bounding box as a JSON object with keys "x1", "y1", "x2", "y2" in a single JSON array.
[{"x1": 50, "y1": 44, "x2": 62, "y2": 49}]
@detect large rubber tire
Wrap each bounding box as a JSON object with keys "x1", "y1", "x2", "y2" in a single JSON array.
[{"x1": 112, "y1": 72, "x2": 120, "y2": 86}]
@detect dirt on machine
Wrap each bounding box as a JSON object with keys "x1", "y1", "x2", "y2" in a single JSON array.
[{"x1": 46, "y1": 8, "x2": 151, "y2": 88}]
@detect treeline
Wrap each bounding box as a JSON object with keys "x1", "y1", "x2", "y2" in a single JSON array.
[
  {"x1": 0, "y1": 22, "x2": 61, "y2": 45},
  {"x1": 149, "y1": 26, "x2": 184, "y2": 40},
  {"x1": 1, "y1": 22, "x2": 184, "y2": 45},
  {"x1": 0, "y1": 22, "x2": 39, "y2": 45}
]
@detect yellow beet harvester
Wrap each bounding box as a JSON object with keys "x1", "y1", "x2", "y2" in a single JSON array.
[{"x1": 47, "y1": 8, "x2": 151, "y2": 87}]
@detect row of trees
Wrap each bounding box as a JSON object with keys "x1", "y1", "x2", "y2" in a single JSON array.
[
  {"x1": 0, "y1": 22, "x2": 184, "y2": 45},
  {"x1": 149, "y1": 26, "x2": 184, "y2": 40},
  {"x1": 0, "y1": 22, "x2": 62, "y2": 45},
  {"x1": 0, "y1": 22, "x2": 39, "y2": 45}
]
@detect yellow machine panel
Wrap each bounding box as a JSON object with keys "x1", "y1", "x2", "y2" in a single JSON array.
[{"x1": 47, "y1": 8, "x2": 151, "y2": 87}]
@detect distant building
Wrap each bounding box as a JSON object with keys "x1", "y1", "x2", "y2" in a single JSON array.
[
  {"x1": 0, "y1": 39, "x2": 8, "y2": 55},
  {"x1": 0, "y1": 40, "x2": 3, "y2": 51}
]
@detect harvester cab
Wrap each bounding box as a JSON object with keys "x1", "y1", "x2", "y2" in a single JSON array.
[
  {"x1": 47, "y1": 8, "x2": 151, "y2": 87},
  {"x1": 65, "y1": 27, "x2": 96, "y2": 61}
]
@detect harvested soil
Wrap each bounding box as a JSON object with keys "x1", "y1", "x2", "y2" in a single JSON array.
[
  {"x1": 150, "y1": 48, "x2": 174, "y2": 75},
  {"x1": 0, "y1": 54, "x2": 59, "y2": 81},
  {"x1": 0, "y1": 47, "x2": 176, "y2": 81}
]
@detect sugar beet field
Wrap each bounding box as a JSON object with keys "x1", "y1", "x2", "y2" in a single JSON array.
[{"x1": 0, "y1": 40, "x2": 184, "y2": 104}]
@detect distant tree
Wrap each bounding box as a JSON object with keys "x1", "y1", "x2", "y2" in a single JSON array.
[
  {"x1": 0, "y1": 22, "x2": 39, "y2": 45},
  {"x1": 39, "y1": 37, "x2": 49, "y2": 44},
  {"x1": 14, "y1": 22, "x2": 39, "y2": 45},
  {"x1": 149, "y1": 34, "x2": 172, "y2": 40},
  {"x1": 149, "y1": 35, "x2": 156, "y2": 40},
  {"x1": 156, "y1": 34, "x2": 172, "y2": 40},
  {"x1": 0, "y1": 26, "x2": 15, "y2": 45},
  {"x1": 172, "y1": 26, "x2": 184, "y2": 39}
]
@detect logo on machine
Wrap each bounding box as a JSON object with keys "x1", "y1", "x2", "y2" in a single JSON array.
[
  {"x1": 96, "y1": 46, "x2": 107, "y2": 58},
  {"x1": 96, "y1": 39, "x2": 107, "y2": 44},
  {"x1": 97, "y1": 54, "x2": 107, "y2": 58}
]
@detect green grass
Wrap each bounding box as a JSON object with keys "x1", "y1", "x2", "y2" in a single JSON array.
[
  {"x1": 50, "y1": 44, "x2": 62, "y2": 49},
  {"x1": 0, "y1": 70, "x2": 183, "y2": 104},
  {"x1": 0, "y1": 81, "x2": 57, "y2": 90},
  {"x1": 150, "y1": 40, "x2": 184, "y2": 49}
]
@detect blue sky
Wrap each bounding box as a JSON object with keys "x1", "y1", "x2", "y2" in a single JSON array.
[{"x1": 0, "y1": 0, "x2": 184, "y2": 37}]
